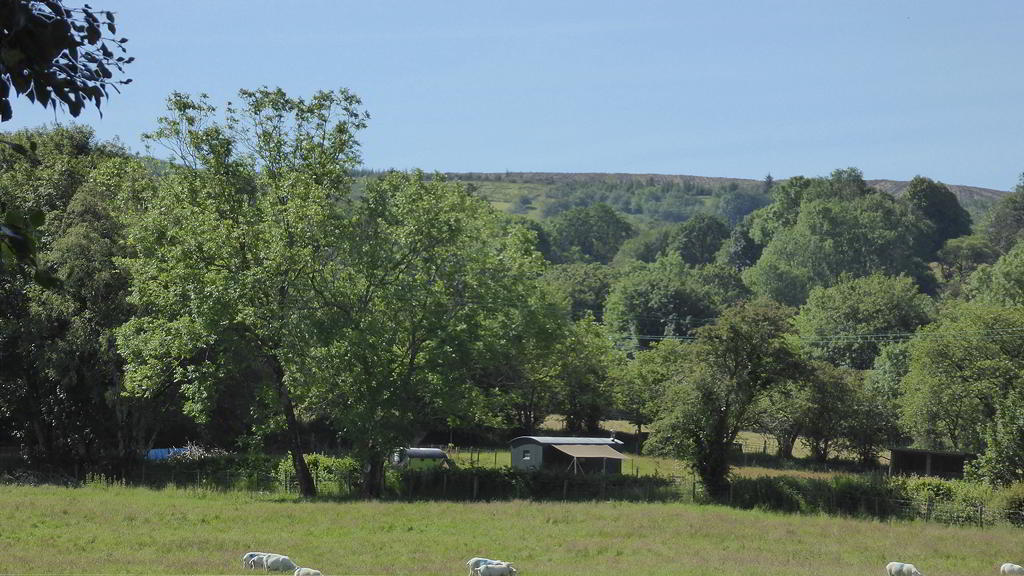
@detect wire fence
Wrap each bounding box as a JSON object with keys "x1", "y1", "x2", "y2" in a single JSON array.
[{"x1": 2, "y1": 449, "x2": 1022, "y2": 529}]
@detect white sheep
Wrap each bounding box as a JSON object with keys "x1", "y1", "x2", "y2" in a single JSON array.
[
  {"x1": 294, "y1": 568, "x2": 322, "y2": 576},
  {"x1": 265, "y1": 555, "x2": 298, "y2": 572},
  {"x1": 248, "y1": 556, "x2": 268, "y2": 571},
  {"x1": 887, "y1": 562, "x2": 923, "y2": 576},
  {"x1": 243, "y1": 552, "x2": 272, "y2": 568},
  {"x1": 477, "y1": 563, "x2": 516, "y2": 576},
  {"x1": 467, "y1": 558, "x2": 503, "y2": 576},
  {"x1": 1001, "y1": 564, "x2": 1024, "y2": 575}
]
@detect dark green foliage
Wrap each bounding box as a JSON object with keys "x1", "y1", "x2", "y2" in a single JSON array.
[
  {"x1": 794, "y1": 274, "x2": 935, "y2": 369},
  {"x1": 0, "y1": 0, "x2": 133, "y2": 120},
  {"x1": 667, "y1": 213, "x2": 730, "y2": 266},
  {"x1": 646, "y1": 301, "x2": 801, "y2": 498},
  {"x1": 744, "y1": 169, "x2": 934, "y2": 305},
  {"x1": 603, "y1": 254, "x2": 717, "y2": 348},
  {"x1": 902, "y1": 176, "x2": 972, "y2": 257},
  {"x1": 992, "y1": 482, "x2": 1024, "y2": 526},
  {"x1": 547, "y1": 203, "x2": 635, "y2": 264},
  {"x1": 967, "y1": 388, "x2": 1024, "y2": 486},
  {"x1": 729, "y1": 475, "x2": 900, "y2": 517},
  {"x1": 543, "y1": 262, "x2": 617, "y2": 321},
  {"x1": 985, "y1": 176, "x2": 1024, "y2": 253}
]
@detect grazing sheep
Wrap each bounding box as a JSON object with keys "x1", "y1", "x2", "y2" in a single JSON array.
[
  {"x1": 467, "y1": 558, "x2": 503, "y2": 576},
  {"x1": 243, "y1": 552, "x2": 272, "y2": 568},
  {"x1": 477, "y1": 563, "x2": 516, "y2": 576},
  {"x1": 294, "y1": 568, "x2": 322, "y2": 576},
  {"x1": 265, "y1": 555, "x2": 298, "y2": 572},
  {"x1": 1001, "y1": 564, "x2": 1024, "y2": 575},
  {"x1": 248, "y1": 556, "x2": 268, "y2": 571},
  {"x1": 887, "y1": 562, "x2": 923, "y2": 576}
]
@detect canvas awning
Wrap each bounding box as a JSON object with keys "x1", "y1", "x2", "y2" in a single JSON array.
[{"x1": 552, "y1": 444, "x2": 629, "y2": 459}]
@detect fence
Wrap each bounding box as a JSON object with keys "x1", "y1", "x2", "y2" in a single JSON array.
[{"x1": 2, "y1": 448, "x2": 1022, "y2": 529}]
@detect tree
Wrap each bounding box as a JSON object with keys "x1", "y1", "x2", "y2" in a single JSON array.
[
  {"x1": 967, "y1": 387, "x2": 1024, "y2": 485},
  {"x1": 667, "y1": 213, "x2": 730, "y2": 266},
  {"x1": 303, "y1": 170, "x2": 543, "y2": 496},
  {"x1": 800, "y1": 361, "x2": 856, "y2": 463},
  {"x1": 615, "y1": 338, "x2": 683, "y2": 445},
  {"x1": 901, "y1": 176, "x2": 972, "y2": 257},
  {"x1": 547, "y1": 203, "x2": 635, "y2": 264},
  {"x1": 0, "y1": 0, "x2": 133, "y2": 279},
  {"x1": 744, "y1": 170, "x2": 934, "y2": 305},
  {"x1": 0, "y1": 127, "x2": 178, "y2": 471},
  {"x1": 0, "y1": 0, "x2": 132, "y2": 120},
  {"x1": 117, "y1": 88, "x2": 369, "y2": 498},
  {"x1": 901, "y1": 302, "x2": 1024, "y2": 452},
  {"x1": 794, "y1": 274, "x2": 935, "y2": 370},
  {"x1": 753, "y1": 377, "x2": 808, "y2": 459},
  {"x1": 603, "y1": 254, "x2": 716, "y2": 349},
  {"x1": 543, "y1": 262, "x2": 617, "y2": 322},
  {"x1": 555, "y1": 316, "x2": 623, "y2": 435},
  {"x1": 938, "y1": 234, "x2": 997, "y2": 287},
  {"x1": 646, "y1": 300, "x2": 801, "y2": 498},
  {"x1": 985, "y1": 175, "x2": 1024, "y2": 254}
]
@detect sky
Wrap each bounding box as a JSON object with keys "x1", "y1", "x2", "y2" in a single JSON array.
[{"x1": 6, "y1": 1, "x2": 1024, "y2": 190}]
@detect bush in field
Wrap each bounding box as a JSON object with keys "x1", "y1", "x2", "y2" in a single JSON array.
[
  {"x1": 993, "y1": 482, "x2": 1024, "y2": 526},
  {"x1": 275, "y1": 453, "x2": 362, "y2": 492}
]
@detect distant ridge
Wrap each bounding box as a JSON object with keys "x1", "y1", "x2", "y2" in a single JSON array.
[{"x1": 445, "y1": 172, "x2": 1008, "y2": 205}]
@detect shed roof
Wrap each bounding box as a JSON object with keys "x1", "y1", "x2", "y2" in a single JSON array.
[
  {"x1": 403, "y1": 447, "x2": 448, "y2": 459},
  {"x1": 510, "y1": 436, "x2": 624, "y2": 446},
  {"x1": 553, "y1": 444, "x2": 629, "y2": 459}
]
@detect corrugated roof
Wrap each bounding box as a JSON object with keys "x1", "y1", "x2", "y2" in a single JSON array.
[
  {"x1": 552, "y1": 444, "x2": 628, "y2": 459},
  {"x1": 510, "y1": 436, "x2": 624, "y2": 446}
]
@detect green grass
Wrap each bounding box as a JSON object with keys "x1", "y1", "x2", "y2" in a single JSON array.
[{"x1": 1, "y1": 484, "x2": 1021, "y2": 576}]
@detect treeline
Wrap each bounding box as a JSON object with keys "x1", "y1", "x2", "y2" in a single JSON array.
[{"x1": 3, "y1": 86, "x2": 1024, "y2": 500}]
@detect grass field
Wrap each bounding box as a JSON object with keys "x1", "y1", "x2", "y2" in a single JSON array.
[{"x1": 1, "y1": 484, "x2": 1020, "y2": 576}]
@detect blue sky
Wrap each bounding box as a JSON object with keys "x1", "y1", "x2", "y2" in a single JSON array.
[{"x1": 7, "y1": 1, "x2": 1024, "y2": 190}]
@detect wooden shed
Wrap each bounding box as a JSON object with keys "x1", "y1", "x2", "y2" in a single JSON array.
[
  {"x1": 889, "y1": 447, "x2": 977, "y2": 479},
  {"x1": 509, "y1": 436, "x2": 627, "y2": 474}
]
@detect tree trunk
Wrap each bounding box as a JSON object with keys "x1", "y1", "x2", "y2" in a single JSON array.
[
  {"x1": 270, "y1": 360, "x2": 316, "y2": 498},
  {"x1": 363, "y1": 450, "x2": 385, "y2": 499}
]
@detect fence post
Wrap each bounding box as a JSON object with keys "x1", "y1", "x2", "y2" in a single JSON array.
[
  {"x1": 473, "y1": 476, "x2": 479, "y2": 500},
  {"x1": 978, "y1": 504, "x2": 984, "y2": 527},
  {"x1": 562, "y1": 479, "x2": 568, "y2": 501},
  {"x1": 442, "y1": 472, "x2": 448, "y2": 498}
]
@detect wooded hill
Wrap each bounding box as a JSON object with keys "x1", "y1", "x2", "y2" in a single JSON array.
[{"x1": 411, "y1": 171, "x2": 1007, "y2": 226}]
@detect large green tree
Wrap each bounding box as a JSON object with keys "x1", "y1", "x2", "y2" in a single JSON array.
[
  {"x1": 901, "y1": 302, "x2": 1024, "y2": 452},
  {"x1": 646, "y1": 300, "x2": 801, "y2": 498},
  {"x1": 603, "y1": 254, "x2": 716, "y2": 349},
  {"x1": 117, "y1": 88, "x2": 369, "y2": 497},
  {"x1": 744, "y1": 169, "x2": 933, "y2": 305},
  {"x1": 304, "y1": 170, "x2": 543, "y2": 495},
  {"x1": 901, "y1": 176, "x2": 972, "y2": 256},
  {"x1": 794, "y1": 273, "x2": 934, "y2": 370}
]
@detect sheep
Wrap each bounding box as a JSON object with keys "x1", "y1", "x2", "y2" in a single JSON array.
[
  {"x1": 265, "y1": 555, "x2": 298, "y2": 572},
  {"x1": 467, "y1": 558, "x2": 503, "y2": 576},
  {"x1": 248, "y1": 556, "x2": 268, "y2": 571},
  {"x1": 243, "y1": 552, "x2": 272, "y2": 568},
  {"x1": 886, "y1": 562, "x2": 923, "y2": 576},
  {"x1": 477, "y1": 563, "x2": 516, "y2": 576},
  {"x1": 1001, "y1": 564, "x2": 1024, "y2": 575},
  {"x1": 294, "y1": 568, "x2": 322, "y2": 576}
]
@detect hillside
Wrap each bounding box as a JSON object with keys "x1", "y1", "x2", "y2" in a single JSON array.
[{"x1": 440, "y1": 172, "x2": 1007, "y2": 225}]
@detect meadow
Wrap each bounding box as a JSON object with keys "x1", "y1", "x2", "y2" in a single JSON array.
[{"x1": 0, "y1": 484, "x2": 1020, "y2": 576}]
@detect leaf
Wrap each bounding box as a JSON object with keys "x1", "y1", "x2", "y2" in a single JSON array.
[{"x1": 28, "y1": 209, "x2": 45, "y2": 227}]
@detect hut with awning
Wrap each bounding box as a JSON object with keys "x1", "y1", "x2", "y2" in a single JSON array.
[{"x1": 509, "y1": 436, "x2": 627, "y2": 474}]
